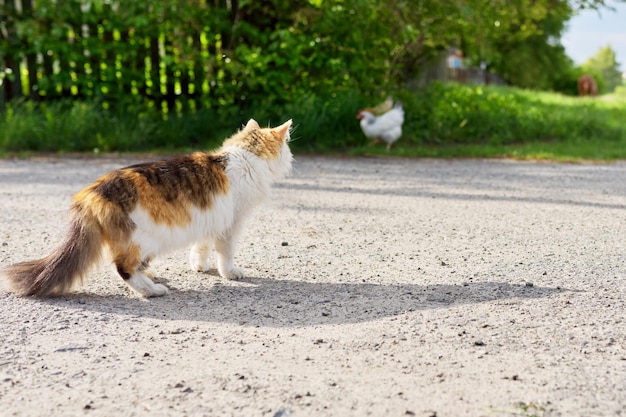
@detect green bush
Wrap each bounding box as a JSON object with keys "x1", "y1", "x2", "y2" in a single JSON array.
[
  {"x1": 2, "y1": 83, "x2": 626, "y2": 159},
  {"x1": 396, "y1": 83, "x2": 625, "y2": 146}
]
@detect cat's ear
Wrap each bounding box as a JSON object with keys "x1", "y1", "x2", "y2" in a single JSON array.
[
  {"x1": 274, "y1": 119, "x2": 292, "y2": 140},
  {"x1": 245, "y1": 119, "x2": 260, "y2": 130}
]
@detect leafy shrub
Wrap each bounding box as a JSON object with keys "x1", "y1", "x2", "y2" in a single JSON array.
[
  {"x1": 2, "y1": 83, "x2": 626, "y2": 157},
  {"x1": 397, "y1": 83, "x2": 626, "y2": 146}
]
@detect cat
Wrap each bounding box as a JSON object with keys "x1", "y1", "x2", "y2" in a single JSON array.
[{"x1": 1, "y1": 118, "x2": 293, "y2": 298}]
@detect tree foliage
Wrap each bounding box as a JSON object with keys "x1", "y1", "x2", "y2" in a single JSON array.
[
  {"x1": 0, "y1": 0, "x2": 622, "y2": 113},
  {"x1": 582, "y1": 45, "x2": 623, "y2": 93}
]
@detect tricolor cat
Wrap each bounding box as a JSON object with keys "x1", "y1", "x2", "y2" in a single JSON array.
[{"x1": 1, "y1": 119, "x2": 293, "y2": 298}]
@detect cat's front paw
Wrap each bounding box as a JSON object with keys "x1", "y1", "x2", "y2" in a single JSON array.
[
  {"x1": 190, "y1": 242, "x2": 212, "y2": 272},
  {"x1": 219, "y1": 266, "x2": 246, "y2": 280},
  {"x1": 189, "y1": 251, "x2": 209, "y2": 272},
  {"x1": 190, "y1": 258, "x2": 211, "y2": 272}
]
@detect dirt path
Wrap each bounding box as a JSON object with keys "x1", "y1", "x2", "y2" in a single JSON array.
[{"x1": 1, "y1": 156, "x2": 625, "y2": 417}]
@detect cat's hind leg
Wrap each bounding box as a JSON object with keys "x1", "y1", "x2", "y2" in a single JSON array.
[
  {"x1": 190, "y1": 239, "x2": 213, "y2": 272},
  {"x1": 114, "y1": 248, "x2": 168, "y2": 297}
]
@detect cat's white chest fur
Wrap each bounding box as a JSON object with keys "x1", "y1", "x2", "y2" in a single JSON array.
[{"x1": 129, "y1": 196, "x2": 232, "y2": 256}]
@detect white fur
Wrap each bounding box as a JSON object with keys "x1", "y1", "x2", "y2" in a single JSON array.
[
  {"x1": 127, "y1": 273, "x2": 169, "y2": 297},
  {"x1": 189, "y1": 240, "x2": 212, "y2": 272},
  {"x1": 123, "y1": 127, "x2": 292, "y2": 297}
]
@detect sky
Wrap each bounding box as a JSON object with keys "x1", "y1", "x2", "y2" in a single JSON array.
[{"x1": 562, "y1": 1, "x2": 626, "y2": 71}]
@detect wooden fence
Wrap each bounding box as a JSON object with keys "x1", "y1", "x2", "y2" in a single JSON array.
[
  {"x1": 0, "y1": 0, "x2": 235, "y2": 111},
  {"x1": 1, "y1": 1, "x2": 508, "y2": 112}
]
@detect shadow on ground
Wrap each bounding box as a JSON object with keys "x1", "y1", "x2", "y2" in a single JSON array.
[{"x1": 40, "y1": 277, "x2": 564, "y2": 327}]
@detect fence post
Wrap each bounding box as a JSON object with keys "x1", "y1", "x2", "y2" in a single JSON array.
[
  {"x1": 149, "y1": 37, "x2": 160, "y2": 108},
  {"x1": 5, "y1": 57, "x2": 22, "y2": 103},
  {"x1": 21, "y1": 0, "x2": 39, "y2": 100},
  {"x1": 3, "y1": 0, "x2": 23, "y2": 102},
  {"x1": 164, "y1": 38, "x2": 176, "y2": 112},
  {"x1": 0, "y1": 0, "x2": 5, "y2": 108}
]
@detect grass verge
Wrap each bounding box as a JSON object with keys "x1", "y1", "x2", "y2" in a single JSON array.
[{"x1": 1, "y1": 83, "x2": 626, "y2": 161}]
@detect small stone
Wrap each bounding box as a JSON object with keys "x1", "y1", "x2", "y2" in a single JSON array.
[
  {"x1": 273, "y1": 407, "x2": 292, "y2": 417},
  {"x1": 525, "y1": 281, "x2": 534, "y2": 287},
  {"x1": 474, "y1": 340, "x2": 486, "y2": 346},
  {"x1": 281, "y1": 241, "x2": 289, "y2": 246}
]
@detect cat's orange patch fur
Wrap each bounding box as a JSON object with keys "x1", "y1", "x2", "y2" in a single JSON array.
[{"x1": 74, "y1": 152, "x2": 229, "y2": 230}]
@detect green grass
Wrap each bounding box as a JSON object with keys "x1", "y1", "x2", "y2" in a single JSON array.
[
  {"x1": 350, "y1": 140, "x2": 626, "y2": 162},
  {"x1": 2, "y1": 83, "x2": 626, "y2": 161},
  {"x1": 352, "y1": 84, "x2": 626, "y2": 161}
]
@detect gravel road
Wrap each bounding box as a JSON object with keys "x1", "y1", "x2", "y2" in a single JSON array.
[{"x1": 1, "y1": 155, "x2": 625, "y2": 417}]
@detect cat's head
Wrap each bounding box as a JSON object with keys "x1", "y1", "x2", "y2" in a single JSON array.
[{"x1": 224, "y1": 118, "x2": 293, "y2": 178}]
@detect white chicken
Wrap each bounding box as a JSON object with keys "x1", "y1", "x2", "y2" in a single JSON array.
[{"x1": 356, "y1": 101, "x2": 404, "y2": 151}]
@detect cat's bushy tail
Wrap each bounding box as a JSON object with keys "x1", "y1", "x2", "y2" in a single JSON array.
[{"x1": 1, "y1": 208, "x2": 103, "y2": 297}]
